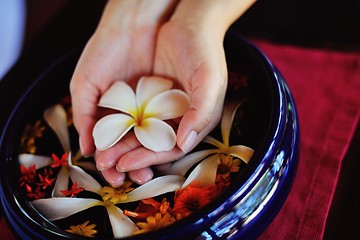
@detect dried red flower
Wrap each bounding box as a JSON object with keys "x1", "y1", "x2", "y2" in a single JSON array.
[
  {"x1": 37, "y1": 170, "x2": 56, "y2": 189},
  {"x1": 51, "y1": 152, "x2": 69, "y2": 168},
  {"x1": 19, "y1": 164, "x2": 37, "y2": 186},
  {"x1": 26, "y1": 185, "x2": 47, "y2": 200},
  {"x1": 61, "y1": 182, "x2": 84, "y2": 198}
]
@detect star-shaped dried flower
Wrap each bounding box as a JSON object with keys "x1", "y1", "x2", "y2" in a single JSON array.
[
  {"x1": 60, "y1": 182, "x2": 84, "y2": 198},
  {"x1": 66, "y1": 220, "x2": 97, "y2": 237},
  {"x1": 100, "y1": 181, "x2": 134, "y2": 204}
]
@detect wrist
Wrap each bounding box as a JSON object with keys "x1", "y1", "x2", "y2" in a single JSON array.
[
  {"x1": 171, "y1": 0, "x2": 256, "y2": 36},
  {"x1": 97, "y1": 0, "x2": 179, "y2": 35}
]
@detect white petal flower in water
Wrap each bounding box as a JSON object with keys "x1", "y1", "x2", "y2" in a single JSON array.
[
  {"x1": 165, "y1": 102, "x2": 255, "y2": 187},
  {"x1": 93, "y1": 76, "x2": 190, "y2": 152},
  {"x1": 31, "y1": 165, "x2": 184, "y2": 238}
]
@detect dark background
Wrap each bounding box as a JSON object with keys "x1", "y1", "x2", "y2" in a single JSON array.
[{"x1": 1, "y1": 0, "x2": 359, "y2": 239}]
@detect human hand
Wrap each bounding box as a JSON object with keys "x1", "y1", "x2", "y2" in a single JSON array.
[
  {"x1": 70, "y1": 0, "x2": 179, "y2": 186},
  {"x1": 101, "y1": 0, "x2": 256, "y2": 183},
  {"x1": 71, "y1": 0, "x2": 256, "y2": 187}
]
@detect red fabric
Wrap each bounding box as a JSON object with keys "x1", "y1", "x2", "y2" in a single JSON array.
[
  {"x1": 1, "y1": 40, "x2": 359, "y2": 239},
  {"x1": 253, "y1": 40, "x2": 360, "y2": 239}
]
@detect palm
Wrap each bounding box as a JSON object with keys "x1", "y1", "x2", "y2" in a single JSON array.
[
  {"x1": 106, "y1": 21, "x2": 228, "y2": 174},
  {"x1": 154, "y1": 20, "x2": 228, "y2": 147}
]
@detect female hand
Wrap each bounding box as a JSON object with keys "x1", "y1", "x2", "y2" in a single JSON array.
[
  {"x1": 71, "y1": 0, "x2": 256, "y2": 187},
  {"x1": 70, "y1": 0, "x2": 179, "y2": 186}
]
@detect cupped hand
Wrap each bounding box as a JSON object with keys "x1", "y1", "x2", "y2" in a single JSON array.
[
  {"x1": 70, "y1": 0, "x2": 178, "y2": 186},
  {"x1": 70, "y1": 0, "x2": 255, "y2": 187},
  {"x1": 110, "y1": 7, "x2": 230, "y2": 178}
]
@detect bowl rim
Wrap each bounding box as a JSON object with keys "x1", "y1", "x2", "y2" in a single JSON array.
[{"x1": 0, "y1": 32, "x2": 295, "y2": 240}]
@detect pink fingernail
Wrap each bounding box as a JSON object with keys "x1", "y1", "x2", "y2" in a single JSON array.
[
  {"x1": 180, "y1": 130, "x2": 197, "y2": 152},
  {"x1": 79, "y1": 137, "x2": 85, "y2": 156}
]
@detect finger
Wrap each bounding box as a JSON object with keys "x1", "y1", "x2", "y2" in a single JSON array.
[
  {"x1": 95, "y1": 132, "x2": 141, "y2": 171},
  {"x1": 100, "y1": 167, "x2": 126, "y2": 187},
  {"x1": 70, "y1": 69, "x2": 99, "y2": 157},
  {"x1": 177, "y1": 66, "x2": 227, "y2": 153},
  {"x1": 128, "y1": 167, "x2": 154, "y2": 185},
  {"x1": 116, "y1": 146, "x2": 184, "y2": 172}
]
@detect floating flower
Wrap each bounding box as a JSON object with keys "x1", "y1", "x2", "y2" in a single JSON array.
[
  {"x1": 60, "y1": 182, "x2": 83, "y2": 198},
  {"x1": 173, "y1": 186, "x2": 213, "y2": 217},
  {"x1": 25, "y1": 185, "x2": 47, "y2": 200},
  {"x1": 18, "y1": 104, "x2": 96, "y2": 197},
  {"x1": 92, "y1": 76, "x2": 190, "y2": 152},
  {"x1": 36, "y1": 169, "x2": 56, "y2": 189},
  {"x1": 124, "y1": 198, "x2": 171, "y2": 220},
  {"x1": 135, "y1": 212, "x2": 177, "y2": 234},
  {"x1": 164, "y1": 103, "x2": 254, "y2": 188},
  {"x1": 19, "y1": 164, "x2": 36, "y2": 186},
  {"x1": 100, "y1": 181, "x2": 134, "y2": 204},
  {"x1": 216, "y1": 154, "x2": 241, "y2": 180},
  {"x1": 31, "y1": 162, "x2": 184, "y2": 238},
  {"x1": 20, "y1": 120, "x2": 46, "y2": 153},
  {"x1": 51, "y1": 152, "x2": 68, "y2": 168},
  {"x1": 66, "y1": 220, "x2": 97, "y2": 237}
]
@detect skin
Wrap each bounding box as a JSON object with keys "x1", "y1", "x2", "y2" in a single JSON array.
[{"x1": 70, "y1": 0, "x2": 256, "y2": 186}]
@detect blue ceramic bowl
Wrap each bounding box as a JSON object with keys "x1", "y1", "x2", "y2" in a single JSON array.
[{"x1": 0, "y1": 31, "x2": 299, "y2": 240}]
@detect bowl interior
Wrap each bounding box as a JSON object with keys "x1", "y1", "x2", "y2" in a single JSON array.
[{"x1": 0, "y1": 31, "x2": 279, "y2": 239}]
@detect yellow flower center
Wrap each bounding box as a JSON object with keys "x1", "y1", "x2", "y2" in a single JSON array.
[{"x1": 99, "y1": 181, "x2": 134, "y2": 204}]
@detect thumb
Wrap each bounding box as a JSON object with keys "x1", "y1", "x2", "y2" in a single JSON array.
[
  {"x1": 176, "y1": 65, "x2": 227, "y2": 153},
  {"x1": 70, "y1": 71, "x2": 98, "y2": 157}
]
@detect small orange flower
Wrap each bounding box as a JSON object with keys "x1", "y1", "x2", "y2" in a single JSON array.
[
  {"x1": 21, "y1": 120, "x2": 45, "y2": 153},
  {"x1": 216, "y1": 154, "x2": 240, "y2": 180},
  {"x1": 100, "y1": 180, "x2": 134, "y2": 204},
  {"x1": 135, "y1": 212, "x2": 176, "y2": 234},
  {"x1": 173, "y1": 186, "x2": 213, "y2": 217},
  {"x1": 66, "y1": 220, "x2": 97, "y2": 237},
  {"x1": 124, "y1": 198, "x2": 172, "y2": 220},
  {"x1": 124, "y1": 198, "x2": 161, "y2": 219}
]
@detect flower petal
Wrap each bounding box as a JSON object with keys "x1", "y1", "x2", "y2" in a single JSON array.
[
  {"x1": 52, "y1": 166, "x2": 70, "y2": 197},
  {"x1": 43, "y1": 104, "x2": 71, "y2": 152},
  {"x1": 98, "y1": 81, "x2": 137, "y2": 115},
  {"x1": 164, "y1": 149, "x2": 219, "y2": 176},
  {"x1": 124, "y1": 175, "x2": 184, "y2": 203},
  {"x1": 18, "y1": 154, "x2": 52, "y2": 169},
  {"x1": 203, "y1": 135, "x2": 226, "y2": 149},
  {"x1": 144, "y1": 89, "x2": 190, "y2": 120},
  {"x1": 31, "y1": 197, "x2": 103, "y2": 221},
  {"x1": 136, "y1": 76, "x2": 173, "y2": 108},
  {"x1": 69, "y1": 164, "x2": 102, "y2": 194},
  {"x1": 106, "y1": 204, "x2": 138, "y2": 238},
  {"x1": 182, "y1": 154, "x2": 220, "y2": 188},
  {"x1": 93, "y1": 114, "x2": 135, "y2": 150},
  {"x1": 134, "y1": 118, "x2": 176, "y2": 152},
  {"x1": 227, "y1": 145, "x2": 254, "y2": 163},
  {"x1": 221, "y1": 102, "x2": 241, "y2": 147}
]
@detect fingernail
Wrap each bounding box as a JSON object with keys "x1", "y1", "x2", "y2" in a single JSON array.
[
  {"x1": 79, "y1": 137, "x2": 92, "y2": 158},
  {"x1": 116, "y1": 164, "x2": 126, "y2": 172},
  {"x1": 96, "y1": 163, "x2": 106, "y2": 171},
  {"x1": 180, "y1": 130, "x2": 197, "y2": 152},
  {"x1": 133, "y1": 172, "x2": 153, "y2": 185},
  {"x1": 79, "y1": 137, "x2": 85, "y2": 156}
]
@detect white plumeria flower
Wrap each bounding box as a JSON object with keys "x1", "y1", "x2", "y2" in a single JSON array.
[
  {"x1": 31, "y1": 162, "x2": 184, "y2": 238},
  {"x1": 164, "y1": 102, "x2": 254, "y2": 188},
  {"x1": 19, "y1": 104, "x2": 96, "y2": 197},
  {"x1": 93, "y1": 76, "x2": 190, "y2": 152}
]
